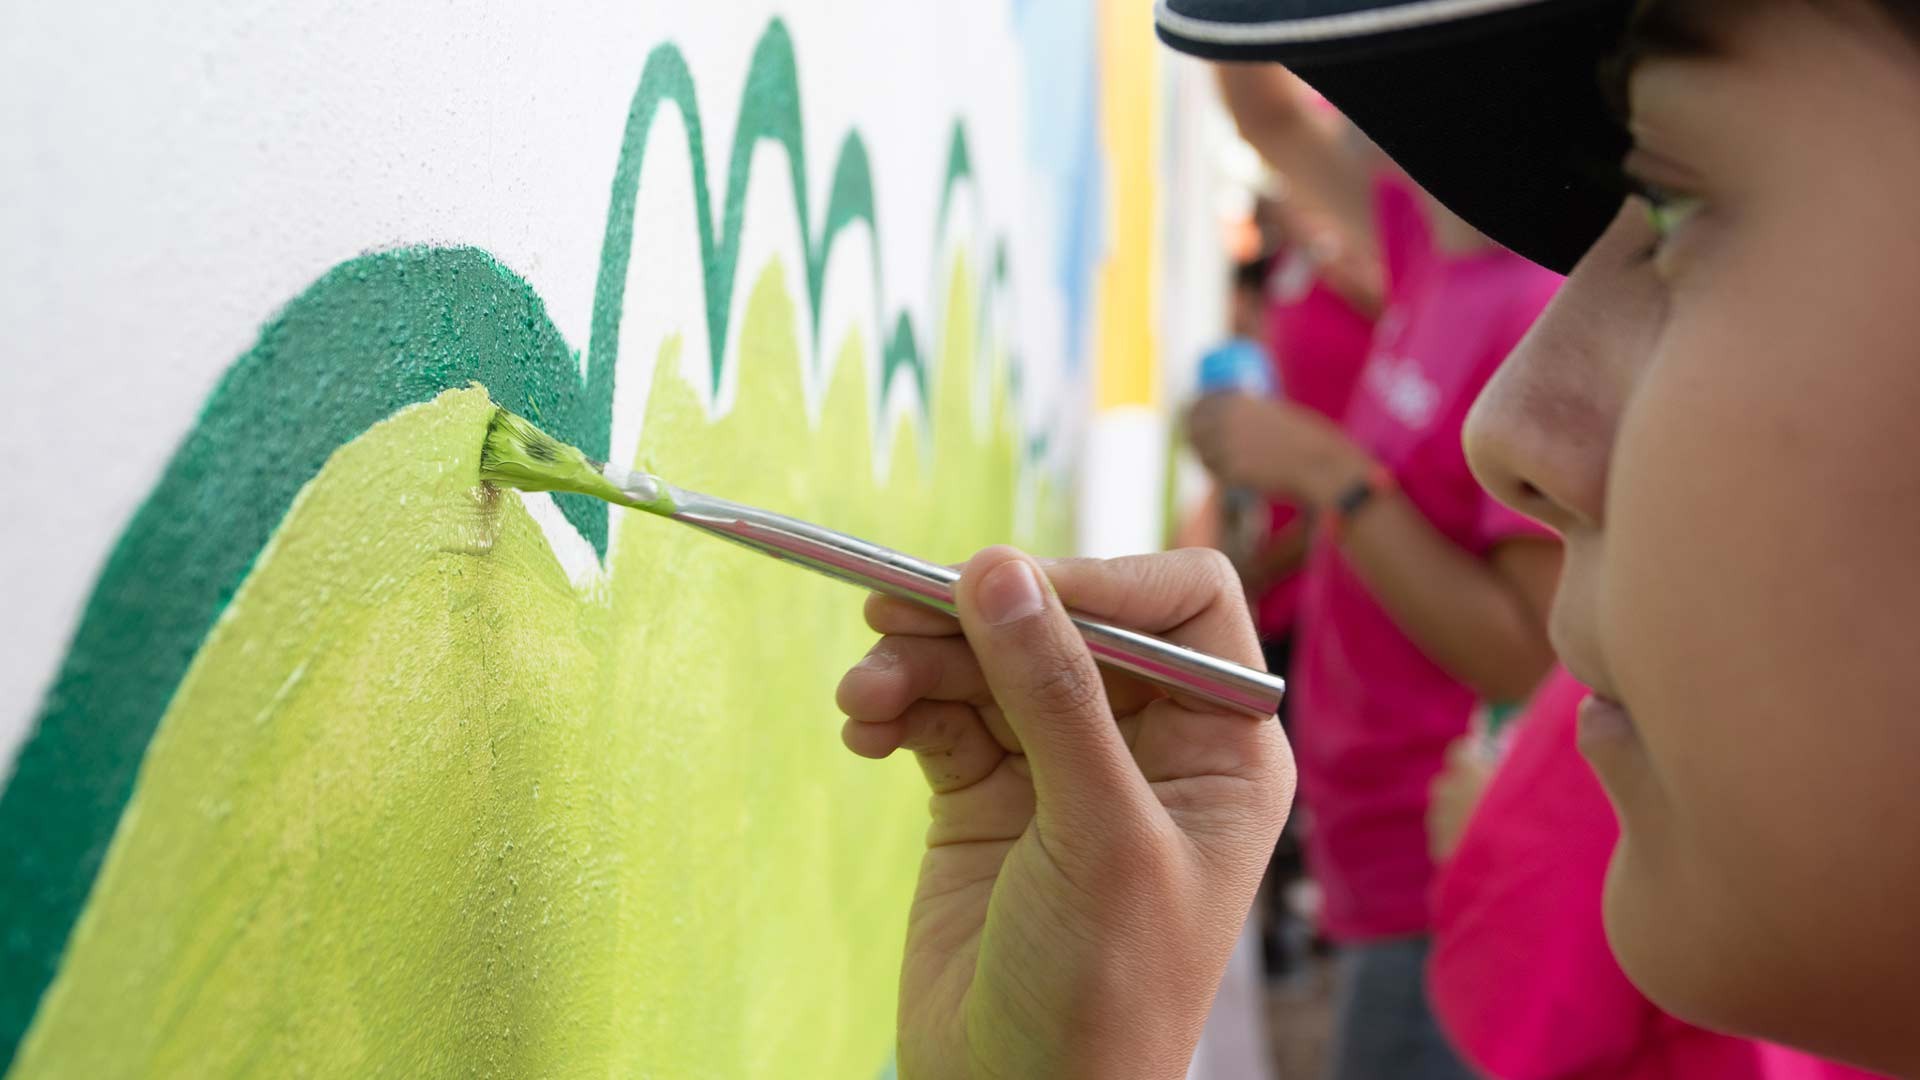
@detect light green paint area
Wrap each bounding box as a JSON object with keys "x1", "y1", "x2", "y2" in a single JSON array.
[
  {"x1": 9, "y1": 389, "x2": 601, "y2": 1075},
  {"x1": 11, "y1": 257, "x2": 1041, "y2": 1077}
]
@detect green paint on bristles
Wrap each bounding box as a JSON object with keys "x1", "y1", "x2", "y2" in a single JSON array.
[{"x1": 478, "y1": 406, "x2": 676, "y2": 514}]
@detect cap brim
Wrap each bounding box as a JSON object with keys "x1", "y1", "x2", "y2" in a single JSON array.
[{"x1": 1157, "y1": 0, "x2": 1635, "y2": 274}]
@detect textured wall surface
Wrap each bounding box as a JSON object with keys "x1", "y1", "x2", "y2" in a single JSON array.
[{"x1": 0, "y1": 3, "x2": 1101, "y2": 1074}]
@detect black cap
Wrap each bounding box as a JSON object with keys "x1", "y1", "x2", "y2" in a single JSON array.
[{"x1": 1156, "y1": 0, "x2": 1636, "y2": 273}]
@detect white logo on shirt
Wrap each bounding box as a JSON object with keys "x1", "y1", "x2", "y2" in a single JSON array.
[
  {"x1": 1268, "y1": 249, "x2": 1319, "y2": 304},
  {"x1": 1365, "y1": 354, "x2": 1441, "y2": 430}
]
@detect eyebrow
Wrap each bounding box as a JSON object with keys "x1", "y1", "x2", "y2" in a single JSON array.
[{"x1": 1599, "y1": 0, "x2": 1727, "y2": 123}]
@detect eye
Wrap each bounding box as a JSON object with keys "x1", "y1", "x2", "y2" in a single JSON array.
[{"x1": 1625, "y1": 178, "x2": 1704, "y2": 263}]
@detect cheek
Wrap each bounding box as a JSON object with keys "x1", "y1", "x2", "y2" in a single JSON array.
[{"x1": 1599, "y1": 247, "x2": 1920, "y2": 1032}]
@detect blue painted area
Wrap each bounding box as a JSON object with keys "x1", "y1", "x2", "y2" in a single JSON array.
[{"x1": 1010, "y1": 0, "x2": 1106, "y2": 371}]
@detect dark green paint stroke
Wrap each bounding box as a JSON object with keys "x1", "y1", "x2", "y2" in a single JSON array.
[
  {"x1": 882, "y1": 314, "x2": 925, "y2": 403},
  {"x1": 588, "y1": 20, "x2": 989, "y2": 422},
  {"x1": 0, "y1": 16, "x2": 1025, "y2": 1069},
  {"x1": 0, "y1": 249, "x2": 596, "y2": 1064},
  {"x1": 936, "y1": 123, "x2": 974, "y2": 246}
]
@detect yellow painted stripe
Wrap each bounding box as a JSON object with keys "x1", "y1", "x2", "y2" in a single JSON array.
[{"x1": 1093, "y1": 0, "x2": 1162, "y2": 410}]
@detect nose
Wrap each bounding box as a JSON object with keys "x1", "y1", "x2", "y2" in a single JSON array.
[
  {"x1": 1466, "y1": 332, "x2": 1593, "y2": 534},
  {"x1": 1464, "y1": 235, "x2": 1638, "y2": 536}
]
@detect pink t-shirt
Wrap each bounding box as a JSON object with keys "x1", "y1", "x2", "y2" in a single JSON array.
[
  {"x1": 1289, "y1": 178, "x2": 1561, "y2": 943},
  {"x1": 1760, "y1": 1047, "x2": 1889, "y2": 1080},
  {"x1": 1252, "y1": 250, "x2": 1374, "y2": 639},
  {"x1": 1429, "y1": 669, "x2": 1888, "y2": 1080}
]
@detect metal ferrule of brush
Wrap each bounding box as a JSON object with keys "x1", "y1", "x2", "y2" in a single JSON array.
[{"x1": 637, "y1": 482, "x2": 1286, "y2": 720}]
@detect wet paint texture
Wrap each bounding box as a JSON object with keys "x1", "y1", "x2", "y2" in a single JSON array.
[
  {"x1": 10, "y1": 255, "x2": 1044, "y2": 1075},
  {"x1": 478, "y1": 408, "x2": 673, "y2": 514},
  {"x1": 12, "y1": 390, "x2": 603, "y2": 1075},
  {"x1": 0, "y1": 18, "x2": 1057, "y2": 1068},
  {"x1": 0, "y1": 249, "x2": 598, "y2": 1066}
]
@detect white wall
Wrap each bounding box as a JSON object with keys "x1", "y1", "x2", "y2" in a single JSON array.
[{"x1": 0, "y1": 0, "x2": 1094, "y2": 767}]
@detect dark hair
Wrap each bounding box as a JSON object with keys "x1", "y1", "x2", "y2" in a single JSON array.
[
  {"x1": 1232, "y1": 257, "x2": 1269, "y2": 293},
  {"x1": 1630, "y1": 0, "x2": 1920, "y2": 51},
  {"x1": 1810, "y1": 0, "x2": 1920, "y2": 43},
  {"x1": 1864, "y1": 0, "x2": 1920, "y2": 38}
]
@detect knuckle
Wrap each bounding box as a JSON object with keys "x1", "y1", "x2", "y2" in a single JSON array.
[
  {"x1": 1017, "y1": 647, "x2": 1107, "y2": 722},
  {"x1": 901, "y1": 702, "x2": 959, "y2": 751},
  {"x1": 842, "y1": 638, "x2": 928, "y2": 718},
  {"x1": 1192, "y1": 546, "x2": 1239, "y2": 592},
  {"x1": 1226, "y1": 726, "x2": 1298, "y2": 831},
  {"x1": 1034, "y1": 555, "x2": 1097, "y2": 599},
  {"x1": 1167, "y1": 547, "x2": 1239, "y2": 604},
  {"x1": 1265, "y1": 754, "x2": 1299, "y2": 830},
  {"x1": 965, "y1": 543, "x2": 1024, "y2": 574}
]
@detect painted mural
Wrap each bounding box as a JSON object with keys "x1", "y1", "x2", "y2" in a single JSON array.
[{"x1": 0, "y1": 10, "x2": 1101, "y2": 1076}]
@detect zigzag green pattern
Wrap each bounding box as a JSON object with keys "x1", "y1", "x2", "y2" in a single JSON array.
[
  {"x1": 0, "y1": 17, "x2": 1030, "y2": 1068},
  {"x1": 584, "y1": 20, "x2": 993, "y2": 468}
]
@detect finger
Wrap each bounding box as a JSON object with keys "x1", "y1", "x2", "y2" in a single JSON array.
[
  {"x1": 841, "y1": 715, "x2": 906, "y2": 759},
  {"x1": 924, "y1": 753, "x2": 1037, "y2": 849},
  {"x1": 1036, "y1": 550, "x2": 1290, "y2": 802},
  {"x1": 896, "y1": 700, "x2": 1010, "y2": 794},
  {"x1": 855, "y1": 593, "x2": 1193, "y2": 721},
  {"x1": 861, "y1": 553, "x2": 1265, "y2": 718},
  {"x1": 953, "y1": 546, "x2": 1152, "y2": 829},
  {"x1": 836, "y1": 635, "x2": 989, "y2": 722},
  {"x1": 1187, "y1": 421, "x2": 1224, "y2": 470},
  {"x1": 1039, "y1": 549, "x2": 1266, "y2": 708},
  {"x1": 1193, "y1": 443, "x2": 1228, "y2": 480},
  {"x1": 1187, "y1": 395, "x2": 1223, "y2": 436},
  {"x1": 863, "y1": 592, "x2": 961, "y2": 637},
  {"x1": 839, "y1": 699, "x2": 1010, "y2": 793},
  {"x1": 1098, "y1": 666, "x2": 1164, "y2": 721},
  {"x1": 1186, "y1": 401, "x2": 1222, "y2": 453}
]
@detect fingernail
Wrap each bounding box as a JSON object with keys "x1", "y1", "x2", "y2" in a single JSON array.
[{"x1": 976, "y1": 559, "x2": 1045, "y2": 625}]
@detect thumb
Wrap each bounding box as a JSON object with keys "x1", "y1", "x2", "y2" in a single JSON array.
[{"x1": 953, "y1": 546, "x2": 1153, "y2": 830}]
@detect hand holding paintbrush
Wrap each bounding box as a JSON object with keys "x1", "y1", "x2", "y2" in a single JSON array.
[
  {"x1": 477, "y1": 406, "x2": 1287, "y2": 718},
  {"x1": 836, "y1": 545, "x2": 1294, "y2": 1077},
  {"x1": 476, "y1": 404, "x2": 1297, "y2": 1074}
]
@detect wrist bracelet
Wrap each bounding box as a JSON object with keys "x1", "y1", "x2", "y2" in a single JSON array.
[{"x1": 1324, "y1": 464, "x2": 1397, "y2": 543}]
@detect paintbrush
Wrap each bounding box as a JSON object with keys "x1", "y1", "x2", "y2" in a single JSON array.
[{"x1": 476, "y1": 407, "x2": 1285, "y2": 718}]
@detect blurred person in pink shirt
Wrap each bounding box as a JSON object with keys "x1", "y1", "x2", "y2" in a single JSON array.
[
  {"x1": 1428, "y1": 668, "x2": 1887, "y2": 1080},
  {"x1": 1248, "y1": 197, "x2": 1380, "y2": 651},
  {"x1": 1179, "y1": 197, "x2": 1378, "y2": 653},
  {"x1": 1191, "y1": 67, "x2": 1561, "y2": 1080},
  {"x1": 1179, "y1": 197, "x2": 1381, "y2": 985}
]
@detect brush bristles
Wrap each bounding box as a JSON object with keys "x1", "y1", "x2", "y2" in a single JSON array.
[
  {"x1": 477, "y1": 409, "x2": 583, "y2": 493},
  {"x1": 475, "y1": 406, "x2": 675, "y2": 514}
]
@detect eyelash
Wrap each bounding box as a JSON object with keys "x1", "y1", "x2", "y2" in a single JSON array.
[{"x1": 1620, "y1": 176, "x2": 1704, "y2": 263}]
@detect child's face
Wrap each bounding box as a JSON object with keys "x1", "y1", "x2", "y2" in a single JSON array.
[{"x1": 1464, "y1": 1, "x2": 1920, "y2": 1069}]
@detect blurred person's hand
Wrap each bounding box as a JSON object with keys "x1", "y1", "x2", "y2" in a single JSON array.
[
  {"x1": 1428, "y1": 734, "x2": 1497, "y2": 863},
  {"x1": 836, "y1": 546, "x2": 1294, "y2": 1079},
  {"x1": 1187, "y1": 393, "x2": 1372, "y2": 504},
  {"x1": 1237, "y1": 518, "x2": 1312, "y2": 600}
]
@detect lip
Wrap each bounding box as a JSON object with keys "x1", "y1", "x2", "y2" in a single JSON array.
[{"x1": 1575, "y1": 693, "x2": 1637, "y2": 748}]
